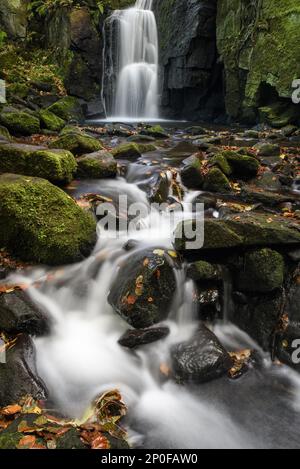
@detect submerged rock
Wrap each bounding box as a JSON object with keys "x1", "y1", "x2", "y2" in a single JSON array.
[
  {"x1": 0, "y1": 111, "x2": 40, "y2": 136},
  {"x1": 203, "y1": 167, "x2": 231, "y2": 193},
  {"x1": 108, "y1": 248, "x2": 179, "y2": 329},
  {"x1": 0, "y1": 174, "x2": 96, "y2": 265},
  {"x1": 0, "y1": 143, "x2": 77, "y2": 184},
  {"x1": 49, "y1": 133, "x2": 103, "y2": 156},
  {"x1": 171, "y1": 325, "x2": 233, "y2": 383},
  {"x1": 76, "y1": 151, "x2": 117, "y2": 179},
  {"x1": 0, "y1": 334, "x2": 47, "y2": 407},
  {"x1": 0, "y1": 289, "x2": 50, "y2": 336},
  {"x1": 118, "y1": 327, "x2": 170, "y2": 349}
]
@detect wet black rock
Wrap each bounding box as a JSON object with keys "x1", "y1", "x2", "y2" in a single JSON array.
[
  {"x1": 0, "y1": 289, "x2": 50, "y2": 336},
  {"x1": 0, "y1": 334, "x2": 47, "y2": 407},
  {"x1": 108, "y1": 248, "x2": 179, "y2": 329},
  {"x1": 148, "y1": 172, "x2": 170, "y2": 204},
  {"x1": 118, "y1": 327, "x2": 170, "y2": 349},
  {"x1": 187, "y1": 260, "x2": 221, "y2": 282},
  {"x1": 171, "y1": 325, "x2": 233, "y2": 384}
]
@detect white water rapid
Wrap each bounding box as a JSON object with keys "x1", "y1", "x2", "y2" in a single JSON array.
[
  {"x1": 106, "y1": 0, "x2": 159, "y2": 119},
  {"x1": 9, "y1": 173, "x2": 300, "y2": 449}
]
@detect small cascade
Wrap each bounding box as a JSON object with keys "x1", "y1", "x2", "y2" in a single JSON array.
[{"x1": 103, "y1": 0, "x2": 159, "y2": 119}]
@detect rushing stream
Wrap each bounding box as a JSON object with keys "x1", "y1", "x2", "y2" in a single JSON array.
[
  {"x1": 8, "y1": 152, "x2": 300, "y2": 449},
  {"x1": 103, "y1": 0, "x2": 159, "y2": 119}
]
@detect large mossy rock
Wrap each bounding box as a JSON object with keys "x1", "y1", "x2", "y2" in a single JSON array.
[
  {"x1": 0, "y1": 112, "x2": 40, "y2": 136},
  {"x1": 39, "y1": 109, "x2": 66, "y2": 132},
  {"x1": 217, "y1": 0, "x2": 300, "y2": 122},
  {"x1": 235, "y1": 248, "x2": 285, "y2": 293},
  {"x1": 221, "y1": 150, "x2": 260, "y2": 179},
  {"x1": 175, "y1": 213, "x2": 300, "y2": 253},
  {"x1": 0, "y1": 0, "x2": 28, "y2": 39},
  {"x1": 49, "y1": 133, "x2": 103, "y2": 156},
  {"x1": 47, "y1": 96, "x2": 84, "y2": 122},
  {"x1": 108, "y1": 248, "x2": 179, "y2": 329},
  {"x1": 203, "y1": 167, "x2": 231, "y2": 193},
  {"x1": 0, "y1": 143, "x2": 77, "y2": 184},
  {"x1": 0, "y1": 174, "x2": 96, "y2": 265},
  {"x1": 111, "y1": 143, "x2": 142, "y2": 160},
  {"x1": 76, "y1": 151, "x2": 117, "y2": 179}
]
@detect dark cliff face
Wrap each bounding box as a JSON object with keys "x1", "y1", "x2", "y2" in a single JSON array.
[{"x1": 153, "y1": 0, "x2": 225, "y2": 121}]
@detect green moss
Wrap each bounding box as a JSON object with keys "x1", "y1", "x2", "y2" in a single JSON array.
[
  {"x1": 0, "y1": 112, "x2": 40, "y2": 136},
  {"x1": 211, "y1": 154, "x2": 232, "y2": 176},
  {"x1": 136, "y1": 143, "x2": 157, "y2": 153},
  {"x1": 0, "y1": 143, "x2": 77, "y2": 184},
  {"x1": 49, "y1": 133, "x2": 103, "y2": 156},
  {"x1": 0, "y1": 432, "x2": 22, "y2": 449},
  {"x1": 39, "y1": 109, "x2": 66, "y2": 132},
  {"x1": 236, "y1": 248, "x2": 285, "y2": 292},
  {"x1": 0, "y1": 125, "x2": 11, "y2": 141},
  {"x1": 76, "y1": 151, "x2": 117, "y2": 179},
  {"x1": 143, "y1": 125, "x2": 169, "y2": 139},
  {"x1": 47, "y1": 96, "x2": 84, "y2": 122},
  {"x1": 111, "y1": 143, "x2": 142, "y2": 160},
  {"x1": 188, "y1": 261, "x2": 221, "y2": 282},
  {"x1": 204, "y1": 167, "x2": 231, "y2": 193},
  {"x1": 221, "y1": 150, "x2": 260, "y2": 179},
  {"x1": 0, "y1": 173, "x2": 96, "y2": 265},
  {"x1": 6, "y1": 83, "x2": 29, "y2": 100}
]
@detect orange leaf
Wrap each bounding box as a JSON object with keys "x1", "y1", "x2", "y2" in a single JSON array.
[
  {"x1": 1, "y1": 404, "x2": 22, "y2": 416},
  {"x1": 17, "y1": 435, "x2": 36, "y2": 449}
]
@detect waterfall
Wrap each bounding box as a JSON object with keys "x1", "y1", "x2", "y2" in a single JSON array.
[{"x1": 104, "y1": 0, "x2": 159, "y2": 119}]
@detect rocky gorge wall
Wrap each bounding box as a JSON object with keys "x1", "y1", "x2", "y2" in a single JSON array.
[
  {"x1": 217, "y1": 0, "x2": 300, "y2": 125},
  {"x1": 154, "y1": 0, "x2": 224, "y2": 121}
]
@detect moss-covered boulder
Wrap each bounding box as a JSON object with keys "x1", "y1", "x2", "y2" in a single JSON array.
[
  {"x1": 217, "y1": 0, "x2": 300, "y2": 121},
  {"x1": 111, "y1": 143, "x2": 142, "y2": 160},
  {"x1": 0, "y1": 125, "x2": 11, "y2": 141},
  {"x1": 181, "y1": 155, "x2": 204, "y2": 188},
  {"x1": 0, "y1": 143, "x2": 77, "y2": 184},
  {"x1": 0, "y1": 174, "x2": 96, "y2": 265},
  {"x1": 175, "y1": 213, "x2": 300, "y2": 253},
  {"x1": 76, "y1": 151, "x2": 117, "y2": 179},
  {"x1": 39, "y1": 109, "x2": 65, "y2": 132},
  {"x1": 254, "y1": 143, "x2": 281, "y2": 157},
  {"x1": 49, "y1": 133, "x2": 103, "y2": 156},
  {"x1": 210, "y1": 154, "x2": 232, "y2": 177},
  {"x1": 235, "y1": 248, "x2": 285, "y2": 293},
  {"x1": 0, "y1": 112, "x2": 40, "y2": 136},
  {"x1": 47, "y1": 96, "x2": 84, "y2": 122},
  {"x1": 141, "y1": 125, "x2": 169, "y2": 139},
  {"x1": 203, "y1": 167, "x2": 231, "y2": 192},
  {"x1": 221, "y1": 150, "x2": 260, "y2": 179},
  {"x1": 6, "y1": 83, "x2": 29, "y2": 100},
  {"x1": 187, "y1": 261, "x2": 222, "y2": 282}
]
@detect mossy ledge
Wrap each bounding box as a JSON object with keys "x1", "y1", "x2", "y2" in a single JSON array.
[{"x1": 0, "y1": 174, "x2": 97, "y2": 265}]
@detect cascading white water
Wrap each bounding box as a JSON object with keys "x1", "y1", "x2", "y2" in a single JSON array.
[
  {"x1": 109, "y1": 0, "x2": 159, "y2": 119},
  {"x1": 8, "y1": 172, "x2": 300, "y2": 448}
]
